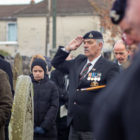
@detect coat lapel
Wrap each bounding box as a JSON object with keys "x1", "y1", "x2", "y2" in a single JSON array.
[
  {"x1": 75, "y1": 57, "x2": 87, "y2": 85},
  {"x1": 92, "y1": 56, "x2": 104, "y2": 72}
]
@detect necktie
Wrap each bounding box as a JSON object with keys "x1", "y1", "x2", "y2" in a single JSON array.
[{"x1": 80, "y1": 63, "x2": 91, "y2": 79}]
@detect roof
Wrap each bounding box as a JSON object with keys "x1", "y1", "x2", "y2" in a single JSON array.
[
  {"x1": 13, "y1": 1, "x2": 48, "y2": 17},
  {"x1": 15, "y1": 0, "x2": 95, "y2": 17},
  {"x1": 57, "y1": 0, "x2": 94, "y2": 16},
  {"x1": 0, "y1": 5, "x2": 28, "y2": 20},
  {"x1": 0, "y1": 0, "x2": 98, "y2": 19}
]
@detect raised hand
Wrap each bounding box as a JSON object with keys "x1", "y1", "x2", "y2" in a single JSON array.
[{"x1": 65, "y1": 36, "x2": 84, "y2": 51}]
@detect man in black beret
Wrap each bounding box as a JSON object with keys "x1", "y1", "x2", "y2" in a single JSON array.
[
  {"x1": 110, "y1": 0, "x2": 140, "y2": 46},
  {"x1": 51, "y1": 31, "x2": 119, "y2": 140},
  {"x1": 92, "y1": 0, "x2": 140, "y2": 140}
]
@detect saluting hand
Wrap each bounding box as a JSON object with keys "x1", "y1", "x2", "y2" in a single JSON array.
[{"x1": 65, "y1": 36, "x2": 83, "y2": 51}]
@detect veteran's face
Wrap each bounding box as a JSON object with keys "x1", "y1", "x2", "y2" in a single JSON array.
[
  {"x1": 83, "y1": 39, "x2": 102, "y2": 61},
  {"x1": 119, "y1": 18, "x2": 140, "y2": 45},
  {"x1": 126, "y1": 0, "x2": 140, "y2": 37},
  {"x1": 113, "y1": 42, "x2": 129, "y2": 64}
]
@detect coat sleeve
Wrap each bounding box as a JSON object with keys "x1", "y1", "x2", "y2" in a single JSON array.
[
  {"x1": 40, "y1": 83, "x2": 59, "y2": 130},
  {"x1": 0, "y1": 59, "x2": 14, "y2": 95},
  {"x1": 0, "y1": 70, "x2": 13, "y2": 126},
  {"x1": 51, "y1": 46, "x2": 73, "y2": 74}
]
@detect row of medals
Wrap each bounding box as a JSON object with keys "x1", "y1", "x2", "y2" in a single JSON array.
[{"x1": 87, "y1": 72, "x2": 102, "y2": 87}]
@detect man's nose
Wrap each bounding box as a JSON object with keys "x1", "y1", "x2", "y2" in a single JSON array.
[{"x1": 84, "y1": 43, "x2": 88, "y2": 47}]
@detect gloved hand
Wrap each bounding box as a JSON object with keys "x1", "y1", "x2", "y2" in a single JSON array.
[{"x1": 34, "y1": 127, "x2": 45, "y2": 135}]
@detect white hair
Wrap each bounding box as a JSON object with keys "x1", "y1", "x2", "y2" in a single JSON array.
[
  {"x1": 96, "y1": 39, "x2": 104, "y2": 46},
  {"x1": 113, "y1": 39, "x2": 128, "y2": 50}
]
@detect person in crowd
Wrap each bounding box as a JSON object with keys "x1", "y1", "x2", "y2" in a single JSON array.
[
  {"x1": 30, "y1": 55, "x2": 59, "y2": 140},
  {"x1": 92, "y1": 0, "x2": 140, "y2": 139},
  {"x1": 0, "y1": 55, "x2": 14, "y2": 95},
  {"x1": 44, "y1": 56, "x2": 52, "y2": 73},
  {"x1": 113, "y1": 39, "x2": 130, "y2": 70},
  {"x1": 0, "y1": 55, "x2": 14, "y2": 140},
  {"x1": 0, "y1": 69, "x2": 13, "y2": 140},
  {"x1": 51, "y1": 54, "x2": 73, "y2": 140},
  {"x1": 110, "y1": 0, "x2": 140, "y2": 45},
  {"x1": 51, "y1": 31, "x2": 119, "y2": 140}
]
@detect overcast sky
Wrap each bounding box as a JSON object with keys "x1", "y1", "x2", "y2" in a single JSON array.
[{"x1": 0, "y1": 0, "x2": 43, "y2": 5}]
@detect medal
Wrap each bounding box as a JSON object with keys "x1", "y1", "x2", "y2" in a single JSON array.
[{"x1": 87, "y1": 72, "x2": 92, "y2": 81}]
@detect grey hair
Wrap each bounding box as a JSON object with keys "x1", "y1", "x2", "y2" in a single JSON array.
[{"x1": 96, "y1": 39, "x2": 104, "y2": 46}]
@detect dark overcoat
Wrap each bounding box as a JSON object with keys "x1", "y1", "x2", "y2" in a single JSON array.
[
  {"x1": 0, "y1": 58, "x2": 14, "y2": 95},
  {"x1": 51, "y1": 46, "x2": 119, "y2": 131},
  {"x1": 92, "y1": 50, "x2": 140, "y2": 140},
  {"x1": 0, "y1": 70, "x2": 12, "y2": 140}
]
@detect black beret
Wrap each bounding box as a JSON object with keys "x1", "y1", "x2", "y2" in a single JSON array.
[
  {"x1": 110, "y1": 0, "x2": 127, "y2": 24},
  {"x1": 83, "y1": 31, "x2": 103, "y2": 39},
  {"x1": 31, "y1": 58, "x2": 47, "y2": 73}
]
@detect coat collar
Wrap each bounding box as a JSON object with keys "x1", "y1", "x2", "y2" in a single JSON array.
[{"x1": 93, "y1": 56, "x2": 104, "y2": 71}]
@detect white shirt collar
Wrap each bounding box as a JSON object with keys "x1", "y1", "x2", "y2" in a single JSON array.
[
  {"x1": 118, "y1": 61, "x2": 122, "y2": 66},
  {"x1": 87, "y1": 55, "x2": 101, "y2": 66}
]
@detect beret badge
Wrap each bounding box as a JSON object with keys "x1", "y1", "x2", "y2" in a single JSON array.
[
  {"x1": 110, "y1": 10, "x2": 120, "y2": 22},
  {"x1": 88, "y1": 33, "x2": 94, "y2": 39}
]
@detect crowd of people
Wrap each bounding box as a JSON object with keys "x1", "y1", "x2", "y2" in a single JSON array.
[{"x1": 1, "y1": 0, "x2": 140, "y2": 140}]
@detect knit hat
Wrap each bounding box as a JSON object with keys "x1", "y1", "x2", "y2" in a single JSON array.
[{"x1": 31, "y1": 58, "x2": 47, "y2": 73}]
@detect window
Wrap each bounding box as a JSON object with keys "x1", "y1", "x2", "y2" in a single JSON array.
[{"x1": 7, "y1": 23, "x2": 17, "y2": 41}]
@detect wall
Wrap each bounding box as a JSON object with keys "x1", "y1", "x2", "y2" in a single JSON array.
[
  {"x1": 17, "y1": 17, "x2": 46, "y2": 56},
  {"x1": 49, "y1": 15, "x2": 101, "y2": 57}
]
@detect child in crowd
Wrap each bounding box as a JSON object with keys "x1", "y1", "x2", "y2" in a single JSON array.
[{"x1": 30, "y1": 55, "x2": 59, "y2": 140}]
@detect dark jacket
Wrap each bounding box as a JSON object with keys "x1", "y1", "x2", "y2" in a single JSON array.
[
  {"x1": 92, "y1": 50, "x2": 140, "y2": 140},
  {"x1": 0, "y1": 58, "x2": 14, "y2": 95},
  {"x1": 51, "y1": 69, "x2": 68, "y2": 108},
  {"x1": 0, "y1": 70, "x2": 13, "y2": 140},
  {"x1": 51, "y1": 46, "x2": 119, "y2": 131},
  {"x1": 50, "y1": 69, "x2": 68, "y2": 124},
  {"x1": 51, "y1": 70, "x2": 69, "y2": 140},
  {"x1": 31, "y1": 74, "x2": 59, "y2": 138}
]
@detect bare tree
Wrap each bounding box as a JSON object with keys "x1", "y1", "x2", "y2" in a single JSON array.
[{"x1": 88, "y1": 0, "x2": 121, "y2": 39}]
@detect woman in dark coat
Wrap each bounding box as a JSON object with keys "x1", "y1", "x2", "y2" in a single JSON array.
[{"x1": 30, "y1": 57, "x2": 59, "y2": 140}]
